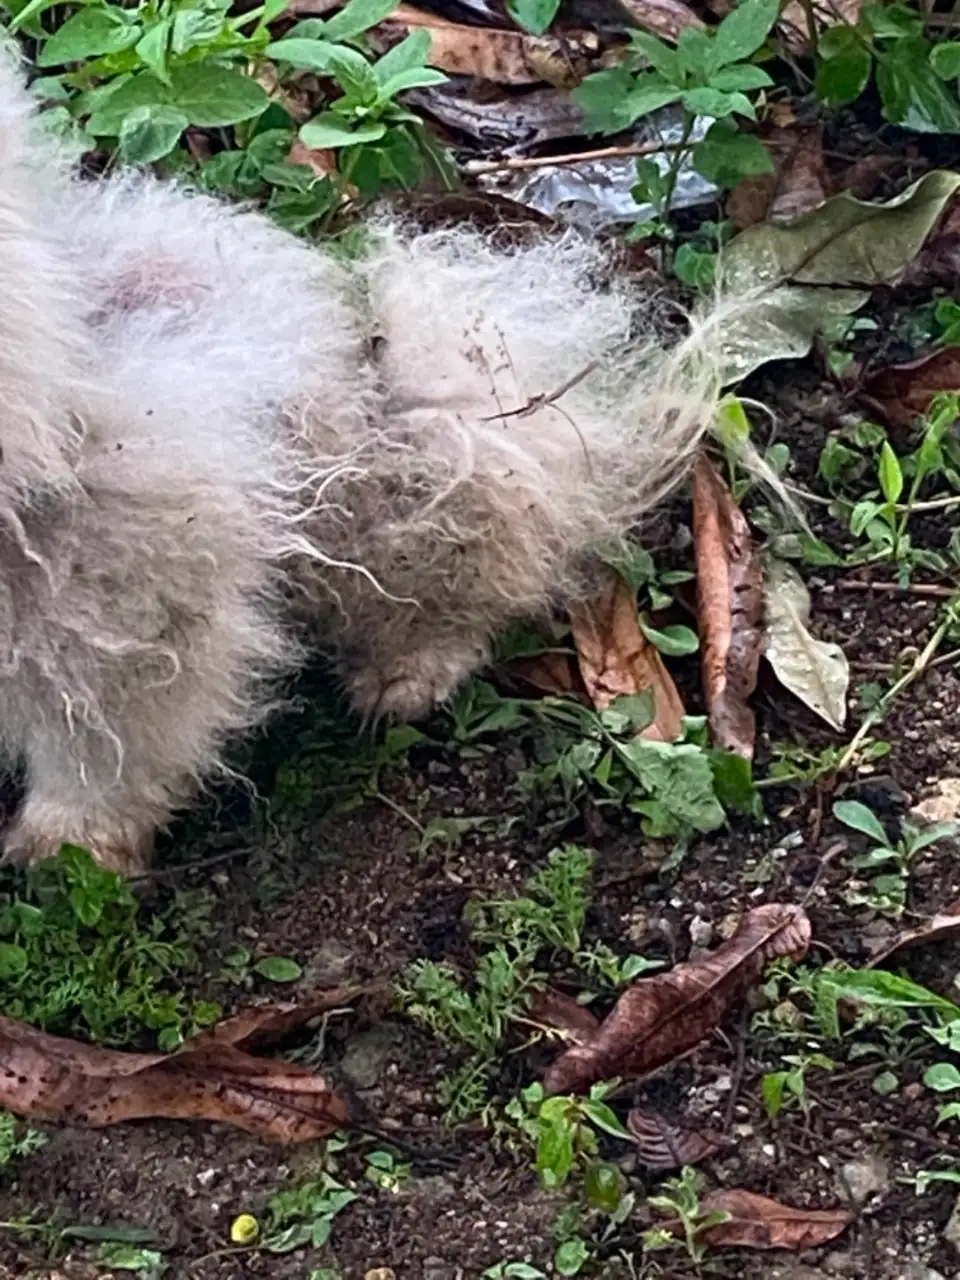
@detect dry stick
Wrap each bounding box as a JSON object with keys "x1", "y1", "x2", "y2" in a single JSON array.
[
  {"x1": 835, "y1": 605, "x2": 959, "y2": 774},
  {"x1": 464, "y1": 140, "x2": 686, "y2": 176},
  {"x1": 835, "y1": 578, "x2": 959, "y2": 600}
]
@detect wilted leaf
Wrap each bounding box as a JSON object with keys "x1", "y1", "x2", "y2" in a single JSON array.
[
  {"x1": 615, "y1": 0, "x2": 704, "y2": 42},
  {"x1": 862, "y1": 347, "x2": 960, "y2": 428},
  {"x1": 727, "y1": 126, "x2": 830, "y2": 230},
  {"x1": 372, "y1": 6, "x2": 599, "y2": 86},
  {"x1": 693, "y1": 455, "x2": 763, "y2": 759},
  {"x1": 543, "y1": 903, "x2": 810, "y2": 1094},
  {"x1": 762, "y1": 556, "x2": 849, "y2": 731},
  {"x1": 0, "y1": 988, "x2": 377, "y2": 1142},
  {"x1": 662, "y1": 1189, "x2": 853, "y2": 1250},
  {"x1": 720, "y1": 171, "x2": 960, "y2": 382},
  {"x1": 528, "y1": 988, "x2": 601, "y2": 1043},
  {"x1": 627, "y1": 1104, "x2": 724, "y2": 1170},
  {"x1": 497, "y1": 650, "x2": 587, "y2": 699},
  {"x1": 570, "y1": 570, "x2": 685, "y2": 742},
  {"x1": 867, "y1": 904, "x2": 960, "y2": 967}
]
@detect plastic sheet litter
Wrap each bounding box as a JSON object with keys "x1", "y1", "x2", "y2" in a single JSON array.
[{"x1": 478, "y1": 106, "x2": 718, "y2": 229}]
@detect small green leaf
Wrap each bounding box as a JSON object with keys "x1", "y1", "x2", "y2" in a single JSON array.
[
  {"x1": 672, "y1": 243, "x2": 717, "y2": 290},
  {"x1": 629, "y1": 31, "x2": 681, "y2": 81},
  {"x1": 693, "y1": 119, "x2": 773, "y2": 187},
  {"x1": 924, "y1": 1062, "x2": 960, "y2": 1092},
  {"x1": 639, "y1": 620, "x2": 700, "y2": 655},
  {"x1": 712, "y1": 0, "x2": 780, "y2": 68},
  {"x1": 555, "y1": 1238, "x2": 591, "y2": 1276},
  {"x1": 299, "y1": 114, "x2": 387, "y2": 148},
  {"x1": 763, "y1": 1071, "x2": 787, "y2": 1118},
  {"x1": 136, "y1": 20, "x2": 172, "y2": 83},
  {"x1": 878, "y1": 440, "x2": 904, "y2": 504},
  {"x1": 573, "y1": 67, "x2": 639, "y2": 134},
  {"x1": 872, "y1": 1069, "x2": 899, "y2": 1095},
  {"x1": 931, "y1": 41, "x2": 960, "y2": 81},
  {"x1": 38, "y1": 8, "x2": 140, "y2": 66},
  {"x1": 877, "y1": 37, "x2": 960, "y2": 132},
  {"x1": 254, "y1": 955, "x2": 303, "y2": 982},
  {"x1": 506, "y1": 0, "x2": 560, "y2": 35},
  {"x1": 682, "y1": 86, "x2": 756, "y2": 120},
  {"x1": 0, "y1": 942, "x2": 27, "y2": 978},
  {"x1": 322, "y1": 0, "x2": 400, "y2": 41},
  {"x1": 816, "y1": 45, "x2": 873, "y2": 108},
  {"x1": 623, "y1": 75, "x2": 684, "y2": 125},
  {"x1": 707, "y1": 64, "x2": 774, "y2": 93},
  {"x1": 584, "y1": 1161, "x2": 624, "y2": 1214},
  {"x1": 118, "y1": 104, "x2": 187, "y2": 163},
  {"x1": 833, "y1": 799, "x2": 890, "y2": 845},
  {"x1": 265, "y1": 36, "x2": 340, "y2": 70},
  {"x1": 373, "y1": 28, "x2": 432, "y2": 84},
  {"x1": 580, "y1": 1099, "x2": 632, "y2": 1139}
]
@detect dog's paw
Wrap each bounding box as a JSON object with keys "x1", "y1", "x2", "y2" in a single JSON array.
[
  {"x1": 344, "y1": 643, "x2": 484, "y2": 719},
  {"x1": 3, "y1": 815, "x2": 153, "y2": 877}
]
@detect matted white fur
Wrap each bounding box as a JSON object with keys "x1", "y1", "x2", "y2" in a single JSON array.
[{"x1": 0, "y1": 47, "x2": 742, "y2": 872}]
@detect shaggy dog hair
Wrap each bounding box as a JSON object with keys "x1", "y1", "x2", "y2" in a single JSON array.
[{"x1": 0, "y1": 48, "x2": 741, "y2": 875}]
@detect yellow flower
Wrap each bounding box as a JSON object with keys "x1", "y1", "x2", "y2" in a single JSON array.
[{"x1": 230, "y1": 1213, "x2": 260, "y2": 1245}]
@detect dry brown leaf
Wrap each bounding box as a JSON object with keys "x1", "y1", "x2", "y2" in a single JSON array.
[
  {"x1": 0, "y1": 987, "x2": 377, "y2": 1142},
  {"x1": 666, "y1": 1189, "x2": 853, "y2": 1250},
  {"x1": 543, "y1": 904, "x2": 810, "y2": 1094},
  {"x1": 373, "y1": 6, "x2": 600, "y2": 87},
  {"x1": 778, "y1": 0, "x2": 862, "y2": 53},
  {"x1": 614, "y1": 0, "x2": 704, "y2": 42},
  {"x1": 693, "y1": 454, "x2": 763, "y2": 760},
  {"x1": 288, "y1": 138, "x2": 339, "y2": 180},
  {"x1": 861, "y1": 347, "x2": 960, "y2": 428},
  {"x1": 496, "y1": 650, "x2": 587, "y2": 699},
  {"x1": 728, "y1": 127, "x2": 830, "y2": 230},
  {"x1": 528, "y1": 988, "x2": 601, "y2": 1043},
  {"x1": 867, "y1": 905, "x2": 960, "y2": 967},
  {"x1": 627, "y1": 1104, "x2": 724, "y2": 1170},
  {"x1": 569, "y1": 570, "x2": 685, "y2": 742}
]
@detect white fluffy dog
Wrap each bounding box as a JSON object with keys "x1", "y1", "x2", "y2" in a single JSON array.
[{"x1": 0, "y1": 49, "x2": 738, "y2": 874}]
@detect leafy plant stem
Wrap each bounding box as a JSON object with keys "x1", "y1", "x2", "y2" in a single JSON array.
[{"x1": 836, "y1": 602, "x2": 958, "y2": 773}]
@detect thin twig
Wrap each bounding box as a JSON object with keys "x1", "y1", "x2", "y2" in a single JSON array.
[
  {"x1": 464, "y1": 140, "x2": 686, "y2": 176},
  {"x1": 836, "y1": 606, "x2": 958, "y2": 773},
  {"x1": 130, "y1": 845, "x2": 258, "y2": 882},
  {"x1": 835, "y1": 578, "x2": 959, "y2": 600},
  {"x1": 482, "y1": 360, "x2": 598, "y2": 423}
]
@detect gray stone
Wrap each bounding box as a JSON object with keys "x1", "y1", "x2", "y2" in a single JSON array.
[
  {"x1": 838, "y1": 1151, "x2": 889, "y2": 1205},
  {"x1": 340, "y1": 1024, "x2": 399, "y2": 1090}
]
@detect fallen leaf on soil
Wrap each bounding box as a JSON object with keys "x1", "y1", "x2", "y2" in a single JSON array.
[
  {"x1": 627, "y1": 1104, "x2": 724, "y2": 1170},
  {"x1": 861, "y1": 347, "x2": 960, "y2": 429},
  {"x1": 615, "y1": 0, "x2": 704, "y2": 42},
  {"x1": 497, "y1": 650, "x2": 587, "y2": 698},
  {"x1": 720, "y1": 171, "x2": 960, "y2": 383},
  {"x1": 373, "y1": 6, "x2": 599, "y2": 86},
  {"x1": 762, "y1": 555, "x2": 849, "y2": 731},
  {"x1": 0, "y1": 987, "x2": 377, "y2": 1142},
  {"x1": 867, "y1": 905, "x2": 960, "y2": 967},
  {"x1": 661, "y1": 1189, "x2": 853, "y2": 1250},
  {"x1": 543, "y1": 903, "x2": 810, "y2": 1094},
  {"x1": 693, "y1": 455, "x2": 763, "y2": 759},
  {"x1": 287, "y1": 138, "x2": 338, "y2": 180},
  {"x1": 899, "y1": 196, "x2": 960, "y2": 290},
  {"x1": 528, "y1": 988, "x2": 601, "y2": 1043},
  {"x1": 407, "y1": 83, "x2": 585, "y2": 149},
  {"x1": 727, "y1": 126, "x2": 830, "y2": 230},
  {"x1": 569, "y1": 570, "x2": 685, "y2": 742}
]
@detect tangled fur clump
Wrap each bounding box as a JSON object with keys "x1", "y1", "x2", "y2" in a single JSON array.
[{"x1": 0, "y1": 48, "x2": 744, "y2": 874}]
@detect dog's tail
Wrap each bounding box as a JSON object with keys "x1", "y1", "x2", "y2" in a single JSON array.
[{"x1": 0, "y1": 44, "x2": 87, "y2": 500}]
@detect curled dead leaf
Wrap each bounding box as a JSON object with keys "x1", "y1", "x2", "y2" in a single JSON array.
[
  {"x1": 693, "y1": 455, "x2": 763, "y2": 759},
  {"x1": 0, "y1": 986, "x2": 378, "y2": 1142},
  {"x1": 663, "y1": 1188, "x2": 853, "y2": 1250},
  {"x1": 543, "y1": 904, "x2": 810, "y2": 1094},
  {"x1": 867, "y1": 904, "x2": 960, "y2": 968},
  {"x1": 569, "y1": 570, "x2": 685, "y2": 742},
  {"x1": 374, "y1": 6, "x2": 600, "y2": 87},
  {"x1": 862, "y1": 347, "x2": 960, "y2": 429},
  {"x1": 778, "y1": 0, "x2": 862, "y2": 53},
  {"x1": 728, "y1": 126, "x2": 830, "y2": 230},
  {"x1": 627, "y1": 1104, "x2": 724, "y2": 1170},
  {"x1": 762, "y1": 556, "x2": 849, "y2": 731},
  {"x1": 528, "y1": 988, "x2": 601, "y2": 1043}
]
